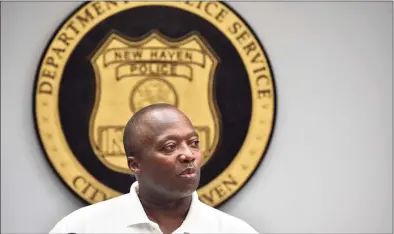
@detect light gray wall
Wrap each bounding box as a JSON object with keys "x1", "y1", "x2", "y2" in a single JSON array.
[{"x1": 1, "y1": 1, "x2": 392, "y2": 233}]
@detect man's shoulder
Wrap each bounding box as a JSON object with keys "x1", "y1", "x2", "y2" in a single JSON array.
[
  {"x1": 197, "y1": 201, "x2": 258, "y2": 233},
  {"x1": 49, "y1": 194, "x2": 130, "y2": 233},
  {"x1": 67, "y1": 193, "x2": 129, "y2": 218}
]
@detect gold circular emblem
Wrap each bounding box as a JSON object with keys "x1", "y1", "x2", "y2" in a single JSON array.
[
  {"x1": 34, "y1": 2, "x2": 276, "y2": 207},
  {"x1": 130, "y1": 77, "x2": 179, "y2": 113}
]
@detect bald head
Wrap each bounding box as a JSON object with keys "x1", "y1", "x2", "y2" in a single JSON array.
[{"x1": 123, "y1": 104, "x2": 191, "y2": 158}]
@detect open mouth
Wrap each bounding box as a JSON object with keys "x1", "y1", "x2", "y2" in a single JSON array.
[{"x1": 179, "y1": 167, "x2": 197, "y2": 178}]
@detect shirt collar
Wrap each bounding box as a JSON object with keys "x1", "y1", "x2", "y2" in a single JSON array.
[
  {"x1": 122, "y1": 181, "x2": 151, "y2": 226},
  {"x1": 123, "y1": 181, "x2": 201, "y2": 228}
]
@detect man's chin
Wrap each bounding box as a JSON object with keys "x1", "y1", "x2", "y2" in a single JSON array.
[{"x1": 173, "y1": 177, "x2": 200, "y2": 196}]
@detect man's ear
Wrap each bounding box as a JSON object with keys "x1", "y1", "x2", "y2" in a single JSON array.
[{"x1": 127, "y1": 156, "x2": 140, "y2": 174}]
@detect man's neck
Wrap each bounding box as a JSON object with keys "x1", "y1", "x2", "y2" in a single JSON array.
[
  {"x1": 138, "y1": 190, "x2": 192, "y2": 219},
  {"x1": 137, "y1": 189, "x2": 193, "y2": 234}
]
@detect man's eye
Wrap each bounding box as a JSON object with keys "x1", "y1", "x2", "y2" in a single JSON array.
[
  {"x1": 190, "y1": 140, "x2": 200, "y2": 148},
  {"x1": 163, "y1": 143, "x2": 176, "y2": 152}
]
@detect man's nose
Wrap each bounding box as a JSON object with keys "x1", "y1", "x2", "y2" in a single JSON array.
[{"x1": 178, "y1": 143, "x2": 195, "y2": 163}]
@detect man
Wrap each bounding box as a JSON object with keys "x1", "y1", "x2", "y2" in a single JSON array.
[{"x1": 50, "y1": 104, "x2": 258, "y2": 233}]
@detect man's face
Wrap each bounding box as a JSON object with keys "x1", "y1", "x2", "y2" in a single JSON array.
[{"x1": 134, "y1": 109, "x2": 203, "y2": 198}]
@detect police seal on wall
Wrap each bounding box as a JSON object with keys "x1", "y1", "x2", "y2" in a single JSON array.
[{"x1": 33, "y1": 1, "x2": 276, "y2": 207}]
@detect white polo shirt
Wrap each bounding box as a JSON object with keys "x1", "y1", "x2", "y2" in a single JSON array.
[{"x1": 50, "y1": 182, "x2": 258, "y2": 233}]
